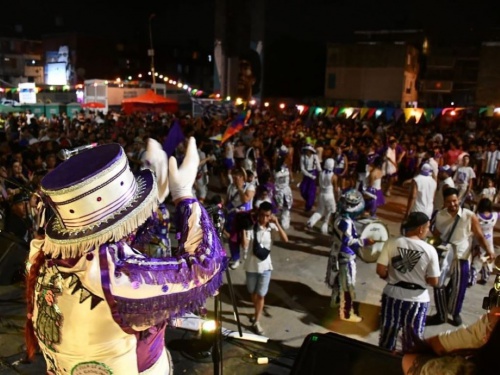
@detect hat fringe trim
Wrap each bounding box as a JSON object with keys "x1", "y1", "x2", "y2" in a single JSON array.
[{"x1": 43, "y1": 193, "x2": 158, "y2": 258}]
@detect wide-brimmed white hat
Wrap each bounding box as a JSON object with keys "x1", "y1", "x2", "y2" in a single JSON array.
[
  {"x1": 302, "y1": 144, "x2": 316, "y2": 153},
  {"x1": 41, "y1": 143, "x2": 158, "y2": 258}
]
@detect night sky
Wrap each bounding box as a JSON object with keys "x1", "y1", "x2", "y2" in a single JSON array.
[
  {"x1": 9, "y1": 1, "x2": 500, "y2": 48},
  {"x1": 5, "y1": 1, "x2": 500, "y2": 98}
]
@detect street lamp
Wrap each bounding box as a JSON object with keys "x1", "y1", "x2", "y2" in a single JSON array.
[{"x1": 148, "y1": 14, "x2": 156, "y2": 93}]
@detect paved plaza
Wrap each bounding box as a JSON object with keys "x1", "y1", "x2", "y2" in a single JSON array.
[{"x1": 0, "y1": 180, "x2": 497, "y2": 374}]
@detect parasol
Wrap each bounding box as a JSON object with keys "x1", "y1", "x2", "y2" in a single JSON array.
[{"x1": 82, "y1": 102, "x2": 106, "y2": 109}]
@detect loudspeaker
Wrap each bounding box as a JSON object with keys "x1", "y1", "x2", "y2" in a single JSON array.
[
  {"x1": 291, "y1": 332, "x2": 403, "y2": 375},
  {"x1": 0, "y1": 231, "x2": 29, "y2": 285}
]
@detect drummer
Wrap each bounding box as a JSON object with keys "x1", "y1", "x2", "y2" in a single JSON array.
[
  {"x1": 326, "y1": 189, "x2": 374, "y2": 322},
  {"x1": 376, "y1": 212, "x2": 440, "y2": 352}
]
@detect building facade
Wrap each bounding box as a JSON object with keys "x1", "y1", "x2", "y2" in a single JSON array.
[{"x1": 325, "y1": 42, "x2": 420, "y2": 108}]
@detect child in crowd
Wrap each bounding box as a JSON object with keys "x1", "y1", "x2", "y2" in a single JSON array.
[
  {"x1": 469, "y1": 197, "x2": 499, "y2": 286},
  {"x1": 479, "y1": 177, "x2": 497, "y2": 203}
]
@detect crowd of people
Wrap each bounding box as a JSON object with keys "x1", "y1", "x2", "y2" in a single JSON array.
[{"x1": 1, "y1": 105, "x2": 500, "y2": 373}]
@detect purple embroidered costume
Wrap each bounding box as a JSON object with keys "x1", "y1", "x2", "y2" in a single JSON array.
[
  {"x1": 26, "y1": 139, "x2": 227, "y2": 374},
  {"x1": 300, "y1": 145, "x2": 321, "y2": 212},
  {"x1": 326, "y1": 190, "x2": 367, "y2": 322}
]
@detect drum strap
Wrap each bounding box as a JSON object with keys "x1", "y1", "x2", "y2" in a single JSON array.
[{"x1": 444, "y1": 213, "x2": 461, "y2": 245}]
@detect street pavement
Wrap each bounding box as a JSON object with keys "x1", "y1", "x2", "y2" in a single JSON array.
[{"x1": 1, "y1": 177, "x2": 498, "y2": 374}]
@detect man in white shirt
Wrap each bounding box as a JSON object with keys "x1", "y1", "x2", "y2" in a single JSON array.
[
  {"x1": 426, "y1": 187, "x2": 495, "y2": 327},
  {"x1": 433, "y1": 165, "x2": 455, "y2": 215},
  {"x1": 404, "y1": 164, "x2": 437, "y2": 220},
  {"x1": 376, "y1": 212, "x2": 440, "y2": 352},
  {"x1": 242, "y1": 201, "x2": 288, "y2": 335}
]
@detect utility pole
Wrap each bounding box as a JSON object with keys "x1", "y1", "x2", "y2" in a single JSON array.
[{"x1": 148, "y1": 14, "x2": 156, "y2": 93}]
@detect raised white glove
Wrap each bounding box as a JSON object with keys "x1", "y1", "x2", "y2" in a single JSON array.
[
  {"x1": 145, "y1": 138, "x2": 169, "y2": 202},
  {"x1": 169, "y1": 137, "x2": 200, "y2": 202}
]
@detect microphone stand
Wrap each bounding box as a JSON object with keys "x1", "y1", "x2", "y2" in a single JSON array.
[{"x1": 207, "y1": 205, "x2": 243, "y2": 375}]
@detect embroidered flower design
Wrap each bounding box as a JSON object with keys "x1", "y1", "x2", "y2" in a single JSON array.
[{"x1": 44, "y1": 290, "x2": 55, "y2": 306}]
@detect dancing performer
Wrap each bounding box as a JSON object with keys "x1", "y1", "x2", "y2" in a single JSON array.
[
  {"x1": 273, "y1": 145, "x2": 293, "y2": 230},
  {"x1": 361, "y1": 155, "x2": 385, "y2": 218},
  {"x1": 333, "y1": 145, "x2": 349, "y2": 190},
  {"x1": 306, "y1": 158, "x2": 337, "y2": 234},
  {"x1": 24, "y1": 138, "x2": 227, "y2": 374},
  {"x1": 299, "y1": 144, "x2": 322, "y2": 213},
  {"x1": 224, "y1": 167, "x2": 256, "y2": 269},
  {"x1": 326, "y1": 189, "x2": 373, "y2": 322}
]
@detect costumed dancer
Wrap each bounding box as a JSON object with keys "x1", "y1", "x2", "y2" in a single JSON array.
[
  {"x1": 326, "y1": 189, "x2": 374, "y2": 322},
  {"x1": 221, "y1": 138, "x2": 235, "y2": 186},
  {"x1": 24, "y1": 138, "x2": 227, "y2": 374},
  {"x1": 361, "y1": 155, "x2": 385, "y2": 218},
  {"x1": 273, "y1": 145, "x2": 293, "y2": 230},
  {"x1": 299, "y1": 144, "x2": 322, "y2": 213},
  {"x1": 333, "y1": 145, "x2": 349, "y2": 191},
  {"x1": 224, "y1": 167, "x2": 256, "y2": 269},
  {"x1": 469, "y1": 197, "x2": 499, "y2": 286},
  {"x1": 306, "y1": 158, "x2": 337, "y2": 234},
  {"x1": 242, "y1": 146, "x2": 258, "y2": 185}
]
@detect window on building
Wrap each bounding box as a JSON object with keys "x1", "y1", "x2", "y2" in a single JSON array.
[{"x1": 328, "y1": 73, "x2": 336, "y2": 89}]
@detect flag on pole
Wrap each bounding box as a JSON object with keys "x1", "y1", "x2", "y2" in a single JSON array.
[
  {"x1": 163, "y1": 120, "x2": 185, "y2": 157},
  {"x1": 220, "y1": 111, "x2": 251, "y2": 144}
]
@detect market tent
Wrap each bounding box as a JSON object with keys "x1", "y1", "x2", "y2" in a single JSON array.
[{"x1": 122, "y1": 90, "x2": 179, "y2": 114}]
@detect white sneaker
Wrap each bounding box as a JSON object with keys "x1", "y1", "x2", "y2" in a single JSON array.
[
  {"x1": 340, "y1": 314, "x2": 362, "y2": 323},
  {"x1": 229, "y1": 260, "x2": 240, "y2": 270},
  {"x1": 252, "y1": 321, "x2": 264, "y2": 335}
]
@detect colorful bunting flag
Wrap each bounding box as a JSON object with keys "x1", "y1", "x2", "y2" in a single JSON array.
[
  {"x1": 359, "y1": 107, "x2": 369, "y2": 119},
  {"x1": 367, "y1": 108, "x2": 376, "y2": 119}
]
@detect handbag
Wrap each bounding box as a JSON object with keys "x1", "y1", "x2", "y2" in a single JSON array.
[{"x1": 253, "y1": 225, "x2": 271, "y2": 261}]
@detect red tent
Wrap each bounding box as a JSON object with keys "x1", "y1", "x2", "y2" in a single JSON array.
[{"x1": 122, "y1": 90, "x2": 179, "y2": 114}]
